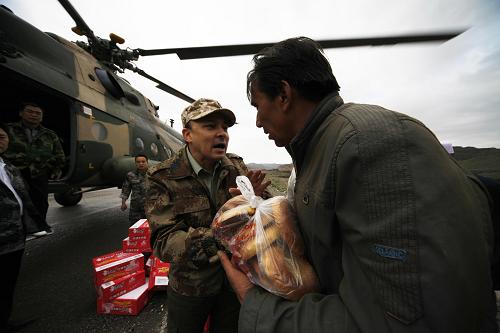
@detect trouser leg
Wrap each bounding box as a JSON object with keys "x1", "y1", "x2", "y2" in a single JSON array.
[
  {"x1": 129, "y1": 208, "x2": 146, "y2": 226},
  {"x1": 0, "y1": 249, "x2": 24, "y2": 330},
  {"x1": 209, "y1": 288, "x2": 240, "y2": 333},
  {"x1": 166, "y1": 286, "x2": 211, "y2": 333},
  {"x1": 21, "y1": 170, "x2": 50, "y2": 230}
]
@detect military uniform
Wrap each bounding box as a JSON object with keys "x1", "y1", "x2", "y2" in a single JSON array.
[
  {"x1": 3, "y1": 121, "x2": 65, "y2": 228},
  {"x1": 120, "y1": 170, "x2": 147, "y2": 225},
  {"x1": 146, "y1": 146, "x2": 248, "y2": 333}
]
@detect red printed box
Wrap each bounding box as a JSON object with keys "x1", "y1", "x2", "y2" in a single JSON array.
[
  {"x1": 122, "y1": 237, "x2": 152, "y2": 253},
  {"x1": 93, "y1": 251, "x2": 144, "y2": 286},
  {"x1": 128, "y1": 219, "x2": 150, "y2": 237},
  {"x1": 97, "y1": 270, "x2": 145, "y2": 301},
  {"x1": 97, "y1": 281, "x2": 150, "y2": 315},
  {"x1": 148, "y1": 257, "x2": 170, "y2": 291}
]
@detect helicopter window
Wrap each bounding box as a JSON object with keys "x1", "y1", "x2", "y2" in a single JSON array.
[
  {"x1": 150, "y1": 143, "x2": 158, "y2": 156},
  {"x1": 135, "y1": 137, "x2": 144, "y2": 151},
  {"x1": 95, "y1": 68, "x2": 125, "y2": 99},
  {"x1": 90, "y1": 122, "x2": 107, "y2": 141},
  {"x1": 125, "y1": 92, "x2": 140, "y2": 106}
]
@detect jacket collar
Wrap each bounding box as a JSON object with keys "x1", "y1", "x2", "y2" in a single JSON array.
[
  {"x1": 12, "y1": 121, "x2": 47, "y2": 132},
  {"x1": 162, "y1": 145, "x2": 236, "y2": 179},
  {"x1": 287, "y1": 92, "x2": 344, "y2": 169}
]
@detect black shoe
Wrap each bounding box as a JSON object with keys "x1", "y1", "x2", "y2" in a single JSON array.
[{"x1": 45, "y1": 227, "x2": 53, "y2": 235}]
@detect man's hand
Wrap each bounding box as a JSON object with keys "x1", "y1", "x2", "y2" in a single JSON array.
[
  {"x1": 229, "y1": 170, "x2": 271, "y2": 197},
  {"x1": 121, "y1": 202, "x2": 127, "y2": 211},
  {"x1": 218, "y1": 251, "x2": 254, "y2": 303}
]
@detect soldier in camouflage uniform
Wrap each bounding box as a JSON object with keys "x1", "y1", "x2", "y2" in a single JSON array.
[
  {"x1": 120, "y1": 154, "x2": 149, "y2": 225},
  {"x1": 145, "y1": 98, "x2": 270, "y2": 333},
  {"x1": 0, "y1": 123, "x2": 42, "y2": 331},
  {"x1": 3, "y1": 102, "x2": 65, "y2": 235}
]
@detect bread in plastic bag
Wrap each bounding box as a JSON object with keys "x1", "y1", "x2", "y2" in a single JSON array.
[{"x1": 211, "y1": 176, "x2": 319, "y2": 300}]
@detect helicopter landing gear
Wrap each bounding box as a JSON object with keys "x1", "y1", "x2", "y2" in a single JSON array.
[{"x1": 54, "y1": 187, "x2": 83, "y2": 207}]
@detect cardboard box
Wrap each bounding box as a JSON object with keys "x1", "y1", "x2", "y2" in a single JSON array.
[
  {"x1": 97, "y1": 270, "x2": 145, "y2": 301},
  {"x1": 93, "y1": 251, "x2": 144, "y2": 286},
  {"x1": 148, "y1": 257, "x2": 170, "y2": 291},
  {"x1": 97, "y1": 281, "x2": 150, "y2": 315},
  {"x1": 122, "y1": 237, "x2": 152, "y2": 253},
  {"x1": 128, "y1": 219, "x2": 150, "y2": 237}
]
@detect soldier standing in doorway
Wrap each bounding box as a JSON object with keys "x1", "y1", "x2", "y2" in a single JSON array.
[
  {"x1": 3, "y1": 102, "x2": 65, "y2": 237},
  {"x1": 120, "y1": 154, "x2": 149, "y2": 225}
]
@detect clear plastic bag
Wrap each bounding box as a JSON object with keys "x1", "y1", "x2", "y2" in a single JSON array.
[{"x1": 212, "y1": 176, "x2": 319, "y2": 300}]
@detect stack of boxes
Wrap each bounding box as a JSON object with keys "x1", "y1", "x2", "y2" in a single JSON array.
[
  {"x1": 123, "y1": 219, "x2": 152, "y2": 253},
  {"x1": 92, "y1": 219, "x2": 170, "y2": 315}
]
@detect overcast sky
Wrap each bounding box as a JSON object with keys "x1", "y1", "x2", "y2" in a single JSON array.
[{"x1": 4, "y1": 0, "x2": 500, "y2": 164}]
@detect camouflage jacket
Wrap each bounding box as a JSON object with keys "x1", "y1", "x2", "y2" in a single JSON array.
[
  {"x1": 0, "y1": 158, "x2": 42, "y2": 255},
  {"x1": 145, "y1": 146, "x2": 248, "y2": 297},
  {"x1": 120, "y1": 169, "x2": 147, "y2": 212},
  {"x1": 3, "y1": 121, "x2": 65, "y2": 177}
]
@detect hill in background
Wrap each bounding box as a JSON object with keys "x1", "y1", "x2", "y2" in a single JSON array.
[
  {"x1": 250, "y1": 146, "x2": 500, "y2": 194},
  {"x1": 453, "y1": 146, "x2": 500, "y2": 181}
]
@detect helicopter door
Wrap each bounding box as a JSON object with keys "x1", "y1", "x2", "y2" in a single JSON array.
[{"x1": 0, "y1": 69, "x2": 74, "y2": 180}]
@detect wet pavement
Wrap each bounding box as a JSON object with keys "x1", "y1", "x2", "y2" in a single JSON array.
[{"x1": 11, "y1": 188, "x2": 168, "y2": 333}]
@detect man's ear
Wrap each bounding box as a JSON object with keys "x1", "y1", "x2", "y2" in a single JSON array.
[
  {"x1": 182, "y1": 128, "x2": 192, "y2": 143},
  {"x1": 279, "y1": 80, "x2": 293, "y2": 112}
]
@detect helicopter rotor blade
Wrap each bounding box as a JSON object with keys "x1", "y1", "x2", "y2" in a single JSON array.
[
  {"x1": 133, "y1": 68, "x2": 195, "y2": 103},
  {"x1": 57, "y1": 0, "x2": 96, "y2": 41},
  {"x1": 138, "y1": 30, "x2": 465, "y2": 60}
]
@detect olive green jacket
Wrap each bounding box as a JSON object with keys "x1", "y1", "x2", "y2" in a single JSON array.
[
  {"x1": 239, "y1": 93, "x2": 497, "y2": 333},
  {"x1": 145, "y1": 146, "x2": 248, "y2": 296}
]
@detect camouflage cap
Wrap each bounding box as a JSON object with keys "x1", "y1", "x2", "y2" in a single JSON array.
[{"x1": 181, "y1": 98, "x2": 236, "y2": 128}]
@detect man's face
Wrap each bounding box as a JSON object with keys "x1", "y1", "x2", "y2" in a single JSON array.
[
  {"x1": 0, "y1": 128, "x2": 9, "y2": 154},
  {"x1": 183, "y1": 114, "x2": 230, "y2": 166},
  {"x1": 250, "y1": 83, "x2": 291, "y2": 147},
  {"x1": 20, "y1": 105, "x2": 43, "y2": 127},
  {"x1": 135, "y1": 156, "x2": 148, "y2": 171}
]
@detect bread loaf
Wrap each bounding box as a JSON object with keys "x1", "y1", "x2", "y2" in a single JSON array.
[{"x1": 212, "y1": 195, "x2": 319, "y2": 300}]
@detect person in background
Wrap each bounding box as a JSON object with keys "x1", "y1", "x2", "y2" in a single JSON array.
[
  {"x1": 120, "y1": 154, "x2": 149, "y2": 225},
  {"x1": 0, "y1": 122, "x2": 42, "y2": 332},
  {"x1": 145, "y1": 98, "x2": 270, "y2": 333},
  {"x1": 3, "y1": 102, "x2": 65, "y2": 237},
  {"x1": 218, "y1": 37, "x2": 497, "y2": 333}
]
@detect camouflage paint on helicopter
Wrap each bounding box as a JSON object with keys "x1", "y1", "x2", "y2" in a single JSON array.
[{"x1": 0, "y1": 6, "x2": 183, "y2": 206}]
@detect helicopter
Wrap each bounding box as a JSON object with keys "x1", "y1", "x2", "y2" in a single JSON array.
[{"x1": 0, "y1": 0, "x2": 464, "y2": 206}]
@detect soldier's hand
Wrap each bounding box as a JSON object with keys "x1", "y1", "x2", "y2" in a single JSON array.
[
  {"x1": 230, "y1": 170, "x2": 271, "y2": 197},
  {"x1": 50, "y1": 170, "x2": 63, "y2": 180},
  {"x1": 121, "y1": 202, "x2": 127, "y2": 211},
  {"x1": 185, "y1": 228, "x2": 220, "y2": 268}
]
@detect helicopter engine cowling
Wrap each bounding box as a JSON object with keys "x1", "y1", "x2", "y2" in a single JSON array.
[{"x1": 101, "y1": 156, "x2": 137, "y2": 186}]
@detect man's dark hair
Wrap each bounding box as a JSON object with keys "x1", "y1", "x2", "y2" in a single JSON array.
[
  {"x1": 0, "y1": 122, "x2": 7, "y2": 133},
  {"x1": 135, "y1": 154, "x2": 148, "y2": 162},
  {"x1": 247, "y1": 37, "x2": 340, "y2": 103},
  {"x1": 20, "y1": 101, "x2": 43, "y2": 112}
]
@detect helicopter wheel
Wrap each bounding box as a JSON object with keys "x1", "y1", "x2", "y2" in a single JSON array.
[{"x1": 54, "y1": 187, "x2": 83, "y2": 207}]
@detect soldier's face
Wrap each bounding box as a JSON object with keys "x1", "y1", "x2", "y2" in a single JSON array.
[
  {"x1": 183, "y1": 114, "x2": 229, "y2": 168},
  {"x1": 250, "y1": 82, "x2": 292, "y2": 147},
  {"x1": 20, "y1": 105, "x2": 43, "y2": 127},
  {"x1": 135, "y1": 156, "x2": 148, "y2": 171},
  {"x1": 0, "y1": 128, "x2": 9, "y2": 154}
]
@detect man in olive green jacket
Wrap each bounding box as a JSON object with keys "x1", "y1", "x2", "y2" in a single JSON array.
[
  {"x1": 219, "y1": 37, "x2": 497, "y2": 333},
  {"x1": 145, "y1": 98, "x2": 270, "y2": 333}
]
